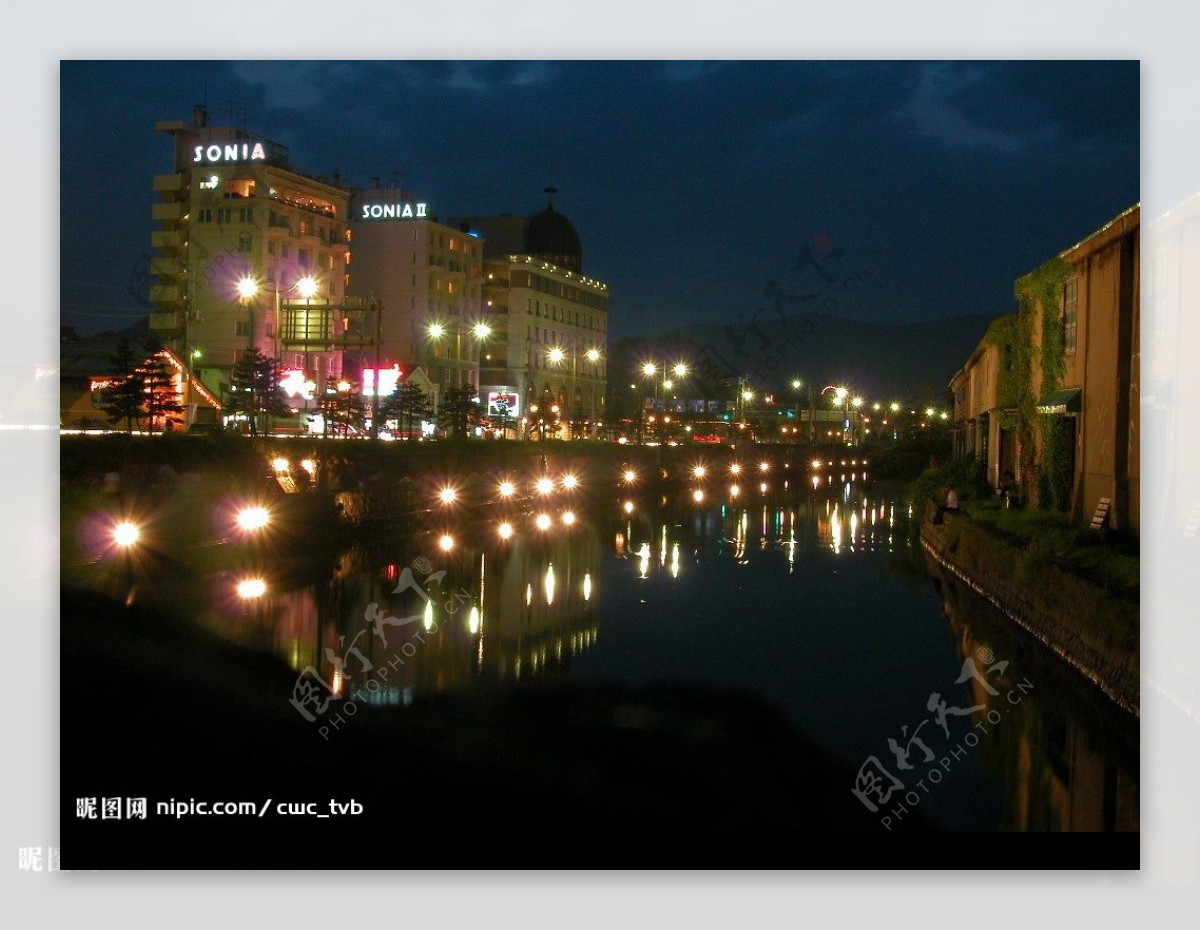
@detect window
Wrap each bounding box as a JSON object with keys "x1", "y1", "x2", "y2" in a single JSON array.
[
  {"x1": 298, "y1": 249, "x2": 311, "y2": 268},
  {"x1": 265, "y1": 323, "x2": 275, "y2": 337},
  {"x1": 281, "y1": 244, "x2": 291, "y2": 259},
  {"x1": 239, "y1": 207, "x2": 253, "y2": 223},
  {"x1": 237, "y1": 234, "x2": 252, "y2": 253},
  {"x1": 217, "y1": 208, "x2": 232, "y2": 224},
  {"x1": 267, "y1": 241, "x2": 276, "y2": 256},
  {"x1": 197, "y1": 208, "x2": 213, "y2": 223},
  {"x1": 1062, "y1": 277, "x2": 1079, "y2": 355},
  {"x1": 235, "y1": 321, "x2": 251, "y2": 337}
]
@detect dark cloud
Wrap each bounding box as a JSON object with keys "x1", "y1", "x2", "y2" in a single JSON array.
[{"x1": 60, "y1": 60, "x2": 1139, "y2": 339}]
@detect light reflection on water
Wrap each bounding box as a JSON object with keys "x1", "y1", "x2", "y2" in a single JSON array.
[{"x1": 157, "y1": 476, "x2": 1135, "y2": 832}]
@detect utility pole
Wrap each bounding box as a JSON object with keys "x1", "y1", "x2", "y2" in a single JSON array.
[{"x1": 370, "y1": 295, "x2": 383, "y2": 440}]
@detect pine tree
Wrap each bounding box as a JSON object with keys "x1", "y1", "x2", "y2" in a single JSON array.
[
  {"x1": 94, "y1": 337, "x2": 146, "y2": 432},
  {"x1": 378, "y1": 380, "x2": 431, "y2": 439},
  {"x1": 320, "y1": 377, "x2": 365, "y2": 436},
  {"x1": 526, "y1": 386, "x2": 562, "y2": 441},
  {"x1": 491, "y1": 397, "x2": 515, "y2": 438},
  {"x1": 436, "y1": 385, "x2": 484, "y2": 439},
  {"x1": 226, "y1": 347, "x2": 291, "y2": 436},
  {"x1": 137, "y1": 340, "x2": 184, "y2": 431}
]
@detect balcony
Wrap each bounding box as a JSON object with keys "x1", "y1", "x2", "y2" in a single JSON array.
[
  {"x1": 151, "y1": 258, "x2": 184, "y2": 278},
  {"x1": 148, "y1": 311, "x2": 179, "y2": 331},
  {"x1": 267, "y1": 215, "x2": 291, "y2": 235},
  {"x1": 153, "y1": 173, "x2": 184, "y2": 193},
  {"x1": 152, "y1": 202, "x2": 185, "y2": 224},
  {"x1": 151, "y1": 230, "x2": 184, "y2": 251},
  {"x1": 149, "y1": 284, "x2": 181, "y2": 304}
]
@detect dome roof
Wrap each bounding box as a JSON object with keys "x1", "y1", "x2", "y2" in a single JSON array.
[{"x1": 524, "y1": 202, "x2": 582, "y2": 273}]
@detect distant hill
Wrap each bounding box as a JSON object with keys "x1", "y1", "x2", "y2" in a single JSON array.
[{"x1": 637, "y1": 312, "x2": 999, "y2": 403}]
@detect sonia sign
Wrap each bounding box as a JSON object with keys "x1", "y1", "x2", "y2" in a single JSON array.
[{"x1": 192, "y1": 142, "x2": 267, "y2": 165}]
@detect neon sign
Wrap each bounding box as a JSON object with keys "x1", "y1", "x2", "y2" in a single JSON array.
[
  {"x1": 192, "y1": 142, "x2": 267, "y2": 165},
  {"x1": 359, "y1": 202, "x2": 428, "y2": 220},
  {"x1": 487, "y1": 392, "x2": 520, "y2": 417},
  {"x1": 362, "y1": 365, "x2": 402, "y2": 398}
]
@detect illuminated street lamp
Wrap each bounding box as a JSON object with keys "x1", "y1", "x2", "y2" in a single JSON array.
[{"x1": 547, "y1": 345, "x2": 604, "y2": 438}]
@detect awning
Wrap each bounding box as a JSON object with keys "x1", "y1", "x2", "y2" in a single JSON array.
[{"x1": 1037, "y1": 388, "x2": 1081, "y2": 415}]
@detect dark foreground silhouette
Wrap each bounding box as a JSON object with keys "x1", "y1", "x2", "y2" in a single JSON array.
[{"x1": 61, "y1": 584, "x2": 929, "y2": 868}]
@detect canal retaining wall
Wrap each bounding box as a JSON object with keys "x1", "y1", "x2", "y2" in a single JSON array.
[{"x1": 919, "y1": 510, "x2": 1139, "y2": 717}]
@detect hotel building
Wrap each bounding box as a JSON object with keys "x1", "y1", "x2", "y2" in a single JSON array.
[
  {"x1": 345, "y1": 185, "x2": 485, "y2": 403},
  {"x1": 451, "y1": 193, "x2": 610, "y2": 433},
  {"x1": 148, "y1": 107, "x2": 352, "y2": 416}
]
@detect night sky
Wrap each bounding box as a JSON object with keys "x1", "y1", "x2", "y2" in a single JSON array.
[{"x1": 60, "y1": 60, "x2": 1139, "y2": 340}]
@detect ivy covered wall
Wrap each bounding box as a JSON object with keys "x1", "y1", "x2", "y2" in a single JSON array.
[{"x1": 988, "y1": 256, "x2": 1074, "y2": 510}]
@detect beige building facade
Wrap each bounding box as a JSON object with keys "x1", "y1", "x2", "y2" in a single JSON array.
[
  {"x1": 346, "y1": 186, "x2": 485, "y2": 402},
  {"x1": 452, "y1": 199, "x2": 609, "y2": 435},
  {"x1": 149, "y1": 107, "x2": 351, "y2": 417},
  {"x1": 950, "y1": 205, "x2": 1140, "y2": 534}
]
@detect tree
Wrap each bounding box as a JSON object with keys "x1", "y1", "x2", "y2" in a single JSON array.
[
  {"x1": 378, "y1": 379, "x2": 432, "y2": 440},
  {"x1": 436, "y1": 385, "x2": 484, "y2": 439},
  {"x1": 490, "y1": 397, "x2": 516, "y2": 438},
  {"x1": 320, "y1": 377, "x2": 365, "y2": 437},
  {"x1": 525, "y1": 386, "x2": 562, "y2": 441},
  {"x1": 226, "y1": 347, "x2": 291, "y2": 436},
  {"x1": 137, "y1": 340, "x2": 184, "y2": 431},
  {"x1": 94, "y1": 337, "x2": 146, "y2": 432}
]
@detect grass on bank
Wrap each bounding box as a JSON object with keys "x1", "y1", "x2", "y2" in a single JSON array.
[{"x1": 908, "y1": 458, "x2": 1139, "y2": 603}]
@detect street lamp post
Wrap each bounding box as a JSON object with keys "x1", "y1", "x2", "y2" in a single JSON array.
[
  {"x1": 547, "y1": 345, "x2": 603, "y2": 439},
  {"x1": 637, "y1": 360, "x2": 689, "y2": 443}
]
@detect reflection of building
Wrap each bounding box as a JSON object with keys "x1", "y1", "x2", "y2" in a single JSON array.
[
  {"x1": 450, "y1": 192, "x2": 609, "y2": 432},
  {"x1": 950, "y1": 205, "x2": 1140, "y2": 533},
  {"x1": 252, "y1": 521, "x2": 603, "y2": 706},
  {"x1": 933, "y1": 562, "x2": 1139, "y2": 832},
  {"x1": 346, "y1": 184, "x2": 485, "y2": 400},
  {"x1": 149, "y1": 107, "x2": 351, "y2": 414}
]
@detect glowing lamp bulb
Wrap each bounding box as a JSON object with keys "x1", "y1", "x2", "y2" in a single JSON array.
[
  {"x1": 438, "y1": 534, "x2": 455, "y2": 552},
  {"x1": 236, "y1": 578, "x2": 267, "y2": 599},
  {"x1": 535, "y1": 513, "x2": 552, "y2": 531},
  {"x1": 498, "y1": 481, "x2": 515, "y2": 498},
  {"x1": 112, "y1": 521, "x2": 140, "y2": 548},
  {"x1": 562, "y1": 511, "x2": 576, "y2": 526},
  {"x1": 498, "y1": 522, "x2": 514, "y2": 540},
  {"x1": 235, "y1": 506, "x2": 269, "y2": 531}
]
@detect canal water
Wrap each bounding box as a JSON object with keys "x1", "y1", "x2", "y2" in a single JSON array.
[{"x1": 128, "y1": 475, "x2": 1139, "y2": 833}]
